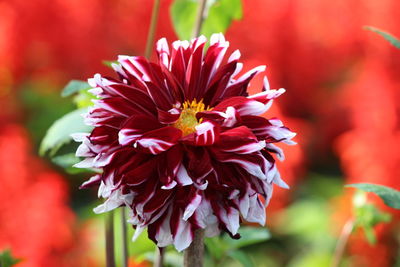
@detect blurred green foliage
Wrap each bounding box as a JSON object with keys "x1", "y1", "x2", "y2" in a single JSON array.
[
  {"x1": 20, "y1": 83, "x2": 75, "y2": 146},
  {"x1": 38, "y1": 80, "x2": 96, "y2": 173},
  {"x1": 204, "y1": 227, "x2": 270, "y2": 267},
  {"x1": 0, "y1": 250, "x2": 20, "y2": 267},
  {"x1": 352, "y1": 191, "x2": 392, "y2": 244}
]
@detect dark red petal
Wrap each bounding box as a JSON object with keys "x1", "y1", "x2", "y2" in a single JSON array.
[
  {"x1": 135, "y1": 127, "x2": 182, "y2": 155},
  {"x1": 221, "y1": 66, "x2": 265, "y2": 98},
  {"x1": 90, "y1": 126, "x2": 118, "y2": 145},
  {"x1": 170, "y1": 42, "x2": 189, "y2": 95},
  {"x1": 79, "y1": 174, "x2": 102, "y2": 189},
  {"x1": 107, "y1": 84, "x2": 157, "y2": 116},
  {"x1": 240, "y1": 115, "x2": 272, "y2": 139},
  {"x1": 199, "y1": 43, "x2": 229, "y2": 91},
  {"x1": 143, "y1": 189, "x2": 172, "y2": 213},
  {"x1": 215, "y1": 126, "x2": 264, "y2": 154},
  {"x1": 157, "y1": 108, "x2": 181, "y2": 124},
  {"x1": 85, "y1": 108, "x2": 125, "y2": 128},
  {"x1": 157, "y1": 145, "x2": 183, "y2": 186},
  {"x1": 181, "y1": 121, "x2": 220, "y2": 146},
  {"x1": 196, "y1": 110, "x2": 226, "y2": 123},
  {"x1": 119, "y1": 115, "x2": 162, "y2": 146},
  {"x1": 145, "y1": 82, "x2": 175, "y2": 110},
  {"x1": 94, "y1": 97, "x2": 143, "y2": 117},
  {"x1": 205, "y1": 61, "x2": 238, "y2": 105},
  {"x1": 185, "y1": 38, "x2": 206, "y2": 100},
  {"x1": 186, "y1": 147, "x2": 213, "y2": 181},
  {"x1": 124, "y1": 157, "x2": 158, "y2": 186},
  {"x1": 213, "y1": 96, "x2": 268, "y2": 116},
  {"x1": 211, "y1": 150, "x2": 269, "y2": 180}
]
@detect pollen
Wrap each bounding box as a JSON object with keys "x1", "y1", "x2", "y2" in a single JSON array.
[{"x1": 173, "y1": 99, "x2": 210, "y2": 136}]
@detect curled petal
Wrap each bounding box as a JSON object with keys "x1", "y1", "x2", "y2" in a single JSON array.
[
  {"x1": 79, "y1": 174, "x2": 101, "y2": 189},
  {"x1": 118, "y1": 115, "x2": 161, "y2": 146},
  {"x1": 134, "y1": 127, "x2": 182, "y2": 154},
  {"x1": 216, "y1": 126, "x2": 265, "y2": 154},
  {"x1": 183, "y1": 193, "x2": 202, "y2": 221},
  {"x1": 194, "y1": 121, "x2": 219, "y2": 146}
]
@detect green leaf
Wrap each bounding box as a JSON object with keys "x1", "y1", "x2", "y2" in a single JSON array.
[
  {"x1": 51, "y1": 153, "x2": 93, "y2": 174},
  {"x1": 201, "y1": 0, "x2": 242, "y2": 38},
  {"x1": 228, "y1": 250, "x2": 254, "y2": 267},
  {"x1": 61, "y1": 80, "x2": 91, "y2": 97},
  {"x1": 0, "y1": 250, "x2": 20, "y2": 267},
  {"x1": 170, "y1": 0, "x2": 242, "y2": 40},
  {"x1": 364, "y1": 26, "x2": 400, "y2": 49},
  {"x1": 170, "y1": 0, "x2": 197, "y2": 40},
  {"x1": 39, "y1": 108, "x2": 93, "y2": 157},
  {"x1": 223, "y1": 227, "x2": 271, "y2": 249},
  {"x1": 346, "y1": 183, "x2": 400, "y2": 209}
]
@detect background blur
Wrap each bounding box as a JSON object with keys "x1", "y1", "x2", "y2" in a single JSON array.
[{"x1": 0, "y1": 0, "x2": 399, "y2": 266}]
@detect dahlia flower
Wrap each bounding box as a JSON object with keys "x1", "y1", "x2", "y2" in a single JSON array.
[{"x1": 73, "y1": 34, "x2": 296, "y2": 251}]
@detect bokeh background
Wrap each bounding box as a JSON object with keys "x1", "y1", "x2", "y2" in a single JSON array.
[{"x1": 0, "y1": 0, "x2": 399, "y2": 266}]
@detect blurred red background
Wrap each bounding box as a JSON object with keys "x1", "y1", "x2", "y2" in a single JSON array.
[{"x1": 0, "y1": 0, "x2": 399, "y2": 266}]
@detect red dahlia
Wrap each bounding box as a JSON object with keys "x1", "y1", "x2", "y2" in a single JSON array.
[{"x1": 73, "y1": 34, "x2": 296, "y2": 251}]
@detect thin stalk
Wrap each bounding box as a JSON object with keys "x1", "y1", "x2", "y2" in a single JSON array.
[
  {"x1": 184, "y1": 229, "x2": 205, "y2": 267},
  {"x1": 192, "y1": 0, "x2": 208, "y2": 38},
  {"x1": 105, "y1": 210, "x2": 116, "y2": 267},
  {"x1": 154, "y1": 247, "x2": 164, "y2": 267},
  {"x1": 331, "y1": 219, "x2": 355, "y2": 267},
  {"x1": 121, "y1": 207, "x2": 129, "y2": 267},
  {"x1": 145, "y1": 0, "x2": 162, "y2": 58}
]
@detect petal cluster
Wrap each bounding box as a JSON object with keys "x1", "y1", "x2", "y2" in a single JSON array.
[{"x1": 74, "y1": 34, "x2": 296, "y2": 251}]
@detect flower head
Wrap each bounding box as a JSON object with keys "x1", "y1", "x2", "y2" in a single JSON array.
[{"x1": 73, "y1": 34, "x2": 296, "y2": 251}]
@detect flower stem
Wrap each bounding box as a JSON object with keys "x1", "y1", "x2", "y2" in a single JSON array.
[
  {"x1": 121, "y1": 207, "x2": 129, "y2": 267},
  {"x1": 331, "y1": 219, "x2": 354, "y2": 267},
  {"x1": 192, "y1": 0, "x2": 208, "y2": 38},
  {"x1": 184, "y1": 229, "x2": 205, "y2": 267},
  {"x1": 154, "y1": 247, "x2": 164, "y2": 267},
  {"x1": 145, "y1": 0, "x2": 161, "y2": 58},
  {"x1": 105, "y1": 210, "x2": 116, "y2": 267}
]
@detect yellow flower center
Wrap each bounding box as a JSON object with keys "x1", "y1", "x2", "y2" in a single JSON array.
[{"x1": 173, "y1": 99, "x2": 209, "y2": 136}]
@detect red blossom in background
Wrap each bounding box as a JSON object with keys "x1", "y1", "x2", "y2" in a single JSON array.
[
  {"x1": 74, "y1": 34, "x2": 296, "y2": 251},
  {"x1": 0, "y1": 125, "x2": 96, "y2": 267}
]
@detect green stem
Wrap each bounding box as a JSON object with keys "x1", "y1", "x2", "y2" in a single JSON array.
[
  {"x1": 184, "y1": 229, "x2": 205, "y2": 267},
  {"x1": 145, "y1": 0, "x2": 162, "y2": 58},
  {"x1": 192, "y1": 0, "x2": 208, "y2": 38},
  {"x1": 105, "y1": 211, "x2": 116, "y2": 267},
  {"x1": 121, "y1": 207, "x2": 129, "y2": 267},
  {"x1": 154, "y1": 247, "x2": 165, "y2": 267}
]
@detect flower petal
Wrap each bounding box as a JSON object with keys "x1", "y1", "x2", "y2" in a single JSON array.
[
  {"x1": 135, "y1": 127, "x2": 182, "y2": 154},
  {"x1": 216, "y1": 126, "x2": 265, "y2": 154}
]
